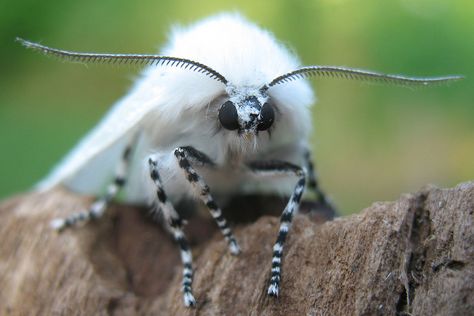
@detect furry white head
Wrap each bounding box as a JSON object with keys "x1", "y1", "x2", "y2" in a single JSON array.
[{"x1": 151, "y1": 13, "x2": 314, "y2": 157}]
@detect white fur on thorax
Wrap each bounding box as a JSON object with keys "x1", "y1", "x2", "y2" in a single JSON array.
[{"x1": 38, "y1": 13, "x2": 315, "y2": 204}]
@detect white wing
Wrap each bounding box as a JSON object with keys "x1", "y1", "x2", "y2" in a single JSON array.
[{"x1": 37, "y1": 73, "x2": 165, "y2": 194}]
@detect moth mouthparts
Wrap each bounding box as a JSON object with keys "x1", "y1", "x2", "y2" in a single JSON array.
[{"x1": 242, "y1": 131, "x2": 254, "y2": 141}]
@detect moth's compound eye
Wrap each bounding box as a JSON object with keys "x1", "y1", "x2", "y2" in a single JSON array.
[
  {"x1": 219, "y1": 101, "x2": 239, "y2": 130},
  {"x1": 257, "y1": 102, "x2": 275, "y2": 131}
]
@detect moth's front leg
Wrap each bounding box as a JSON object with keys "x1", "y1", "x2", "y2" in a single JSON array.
[
  {"x1": 247, "y1": 160, "x2": 306, "y2": 297},
  {"x1": 174, "y1": 146, "x2": 240, "y2": 255}
]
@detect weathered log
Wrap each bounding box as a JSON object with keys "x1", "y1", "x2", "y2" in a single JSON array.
[{"x1": 0, "y1": 182, "x2": 472, "y2": 315}]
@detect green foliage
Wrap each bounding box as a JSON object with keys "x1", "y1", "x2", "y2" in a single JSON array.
[{"x1": 1, "y1": 0, "x2": 473, "y2": 213}]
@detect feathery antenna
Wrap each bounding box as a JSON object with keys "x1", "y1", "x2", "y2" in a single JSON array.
[
  {"x1": 16, "y1": 37, "x2": 229, "y2": 84},
  {"x1": 263, "y1": 66, "x2": 463, "y2": 91}
]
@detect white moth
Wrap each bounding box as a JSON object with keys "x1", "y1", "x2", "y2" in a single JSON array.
[{"x1": 18, "y1": 13, "x2": 461, "y2": 307}]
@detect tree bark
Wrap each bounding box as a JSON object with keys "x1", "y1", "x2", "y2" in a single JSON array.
[{"x1": 0, "y1": 182, "x2": 472, "y2": 315}]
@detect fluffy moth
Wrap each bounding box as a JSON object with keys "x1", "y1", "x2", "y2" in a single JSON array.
[{"x1": 18, "y1": 13, "x2": 461, "y2": 307}]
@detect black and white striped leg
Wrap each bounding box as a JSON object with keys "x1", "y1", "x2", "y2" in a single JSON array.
[
  {"x1": 304, "y1": 149, "x2": 335, "y2": 211},
  {"x1": 174, "y1": 146, "x2": 240, "y2": 255},
  {"x1": 247, "y1": 161, "x2": 306, "y2": 297},
  {"x1": 50, "y1": 144, "x2": 133, "y2": 232},
  {"x1": 148, "y1": 158, "x2": 196, "y2": 307}
]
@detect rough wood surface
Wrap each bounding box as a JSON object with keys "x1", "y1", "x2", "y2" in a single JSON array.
[{"x1": 0, "y1": 182, "x2": 472, "y2": 315}]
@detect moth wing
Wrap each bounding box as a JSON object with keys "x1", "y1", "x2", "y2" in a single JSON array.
[{"x1": 36, "y1": 77, "x2": 163, "y2": 196}]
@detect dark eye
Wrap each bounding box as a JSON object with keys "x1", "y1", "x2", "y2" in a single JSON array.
[
  {"x1": 218, "y1": 101, "x2": 239, "y2": 130},
  {"x1": 257, "y1": 102, "x2": 275, "y2": 131}
]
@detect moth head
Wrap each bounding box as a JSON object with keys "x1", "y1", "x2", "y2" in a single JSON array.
[{"x1": 218, "y1": 86, "x2": 274, "y2": 136}]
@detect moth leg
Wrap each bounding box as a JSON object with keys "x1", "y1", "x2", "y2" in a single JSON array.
[
  {"x1": 304, "y1": 149, "x2": 336, "y2": 212},
  {"x1": 174, "y1": 146, "x2": 240, "y2": 255},
  {"x1": 148, "y1": 158, "x2": 196, "y2": 307},
  {"x1": 50, "y1": 142, "x2": 134, "y2": 231},
  {"x1": 247, "y1": 160, "x2": 306, "y2": 297}
]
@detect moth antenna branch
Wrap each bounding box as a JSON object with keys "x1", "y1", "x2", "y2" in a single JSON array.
[
  {"x1": 16, "y1": 37, "x2": 228, "y2": 85},
  {"x1": 264, "y1": 66, "x2": 463, "y2": 90}
]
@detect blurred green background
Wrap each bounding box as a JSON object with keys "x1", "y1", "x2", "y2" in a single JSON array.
[{"x1": 1, "y1": 0, "x2": 473, "y2": 214}]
